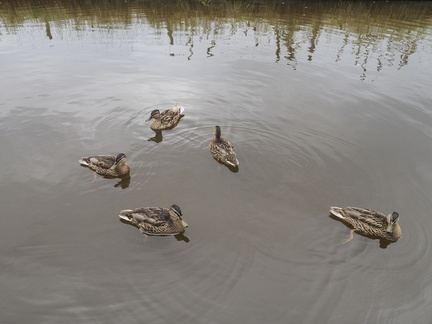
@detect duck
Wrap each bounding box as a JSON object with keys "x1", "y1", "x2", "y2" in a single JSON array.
[
  {"x1": 79, "y1": 153, "x2": 130, "y2": 177},
  {"x1": 145, "y1": 104, "x2": 185, "y2": 131},
  {"x1": 209, "y1": 125, "x2": 239, "y2": 167},
  {"x1": 119, "y1": 204, "x2": 188, "y2": 235},
  {"x1": 329, "y1": 206, "x2": 401, "y2": 243}
]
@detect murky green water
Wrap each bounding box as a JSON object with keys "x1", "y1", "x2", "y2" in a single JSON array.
[{"x1": 1, "y1": 1, "x2": 432, "y2": 323}]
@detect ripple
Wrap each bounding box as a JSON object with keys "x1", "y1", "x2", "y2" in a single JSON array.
[
  {"x1": 2, "y1": 2, "x2": 432, "y2": 322},
  {"x1": 111, "y1": 218, "x2": 258, "y2": 322}
]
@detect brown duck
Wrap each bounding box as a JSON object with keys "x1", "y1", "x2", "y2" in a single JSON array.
[
  {"x1": 79, "y1": 153, "x2": 130, "y2": 177},
  {"x1": 119, "y1": 204, "x2": 188, "y2": 235},
  {"x1": 330, "y1": 206, "x2": 401, "y2": 243},
  {"x1": 145, "y1": 105, "x2": 184, "y2": 131},
  {"x1": 209, "y1": 125, "x2": 239, "y2": 167}
]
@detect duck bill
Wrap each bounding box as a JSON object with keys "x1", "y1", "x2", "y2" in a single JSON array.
[
  {"x1": 145, "y1": 116, "x2": 152, "y2": 122},
  {"x1": 109, "y1": 162, "x2": 118, "y2": 170},
  {"x1": 181, "y1": 220, "x2": 189, "y2": 228},
  {"x1": 386, "y1": 223, "x2": 394, "y2": 233}
]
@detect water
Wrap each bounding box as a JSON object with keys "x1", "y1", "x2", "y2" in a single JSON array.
[{"x1": 1, "y1": 1, "x2": 432, "y2": 323}]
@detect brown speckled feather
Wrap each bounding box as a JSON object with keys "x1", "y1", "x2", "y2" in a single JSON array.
[
  {"x1": 83, "y1": 155, "x2": 116, "y2": 169},
  {"x1": 148, "y1": 105, "x2": 184, "y2": 131},
  {"x1": 79, "y1": 155, "x2": 130, "y2": 177},
  {"x1": 209, "y1": 138, "x2": 239, "y2": 167},
  {"x1": 330, "y1": 206, "x2": 401, "y2": 242},
  {"x1": 119, "y1": 206, "x2": 188, "y2": 235}
]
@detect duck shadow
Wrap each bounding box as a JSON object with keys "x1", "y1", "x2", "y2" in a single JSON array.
[
  {"x1": 328, "y1": 214, "x2": 395, "y2": 249},
  {"x1": 112, "y1": 174, "x2": 131, "y2": 189},
  {"x1": 119, "y1": 219, "x2": 190, "y2": 243},
  {"x1": 148, "y1": 130, "x2": 163, "y2": 143},
  {"x1": 174, "y1": 232, "x2": 190, "y2": 243},
  {"x1": 80, "y1": 165, "x2": 131, "y2": 189},
  {"x1": 100, "y1": 173, "x2": 131, "y2": 189}
]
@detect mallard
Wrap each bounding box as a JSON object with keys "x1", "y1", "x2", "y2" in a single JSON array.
[
  {"x1": 145, "y1": 105, "x2": 185, "y2": 131},
  {"x1": 330, "y1": 206, "x2": 401, "y2": 243},
  {"x1": 119, "y1": 204, "x2": 188, "y2": 235},
  {"x1": 79, "y1": 153, "x2": 130, "y2": 177},
  {"x1": 209, "y1": 125, "x2": 239, "y2": 167}
]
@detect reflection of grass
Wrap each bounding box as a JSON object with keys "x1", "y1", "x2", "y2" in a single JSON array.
[
  {"x1": 2, "y1": 0, "x2": 431, "y2": 74},
  {"x1": 2, "y1": 0, "x2": 431, "y2": 27}
]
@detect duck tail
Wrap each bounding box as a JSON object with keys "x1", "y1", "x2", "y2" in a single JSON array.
[
  {"x1": 329, "y1": 207, "x2": 344, "y2": 219},
  {"x1": 119, "y1": 210, "x2": 134, "y2": 222},
  {"x1": 226, "y1": 158, "x2": 239, "y2": 167},
  {"x1": 79, "y1": 158, "x2": 89, "y2": 166},
  {"x1": 175, "y1": 104, "x2": 185, "y2": 114}
]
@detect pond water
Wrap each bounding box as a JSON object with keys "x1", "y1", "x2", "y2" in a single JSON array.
[{"x1": 1, "y1": 0, "x2": 432, "y2": 323}]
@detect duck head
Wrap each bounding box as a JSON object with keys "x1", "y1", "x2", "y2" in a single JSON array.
[
  {"x1": 110, "y1": 153, "x2": 127, "y2": 170},
  {"x1": 213, "y1": 125, "x2": 222, "y2": 141},
  {"x1": 386, "y1": 211, "x2": 399, "y2": 233},
  {"x1": 171, "y1": 204, "x2": 188, "y2": 228},
  {"x1": 145, "y1": 109, "x2": 161, "y2": 122}
]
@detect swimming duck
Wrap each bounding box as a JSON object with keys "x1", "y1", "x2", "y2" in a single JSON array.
[
  {"x1": 79, "y1": 153, "x2": 130, "y2": 177},
  {"x1": 329, "y1": 206, "x2": 401, "y2": 243},
  {"x1": 145, "y1": 105, "x2": 185, "y2": 131},
  {"x1": 119, "y1": 204, "x2": 188, "y2": 235},
  {"x1": 209, "y1": 126, "x2": 239, "y2": 167}
]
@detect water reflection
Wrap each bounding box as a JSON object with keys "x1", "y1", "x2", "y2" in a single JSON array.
[
  {"x1": 148, "y1": 130, "x2": 163, "y2": 143},
  {"x1": 113, "y1": 174, "x2": 131, "y2": 189},
  {"x1": 174, "y1": 232, "x2": 190, "y2": 243},
  {"x1": 78, "y1": 165, "x2": 131, "y2": 189},
  {"x1": 44, "y1": 20, "x2": 52, "y2": 39},
  {"x1": 1, "y1": 0, "x2": 431, "y2": 79},
  {"x1": 1, "y1": 1, "x2": 432, "y2": 323}
]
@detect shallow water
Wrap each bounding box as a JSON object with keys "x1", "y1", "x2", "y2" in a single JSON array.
[{"x1": 1, "y1": 0, "x2": 432, "y2": 323}]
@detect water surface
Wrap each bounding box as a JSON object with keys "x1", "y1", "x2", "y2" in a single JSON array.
[{"x1": 1, "y1": 1, "x2": 432, "y2": 323}]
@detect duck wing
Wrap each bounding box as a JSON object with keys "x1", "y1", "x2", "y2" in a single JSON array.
[
  {"x1": 160, "y1": 109, "x2": 180, "y2": 122},
  {"x1": 87, "y1": 155, "x2": 116, "y2": 169},
  {"x1": 131, "y1": 207, "x2": 171, "y2": 226},
  {"x1": 344, "y1": 207, "x2": 388, "y2": 229},
  {"x1": 212, "y1": 139, "x2": 239, "y2": 166}
]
